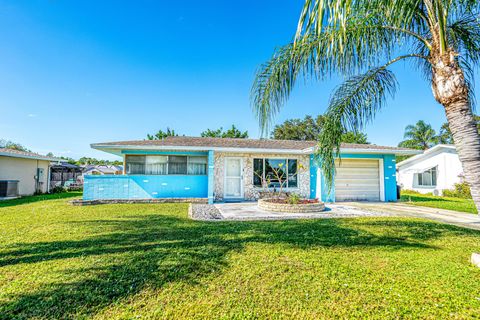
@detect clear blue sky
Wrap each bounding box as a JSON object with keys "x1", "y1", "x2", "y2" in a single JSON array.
[{"x1": 0, "y1": 0, "x2": 471, "y2": 160}]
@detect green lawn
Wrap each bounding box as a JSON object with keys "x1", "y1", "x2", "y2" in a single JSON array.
[
  {"x1": 401, "y1": 191, "x2": 478, "y2": 214},
  {"x1": 1, "y1": 193, "x2": 479, "y2": 319}
]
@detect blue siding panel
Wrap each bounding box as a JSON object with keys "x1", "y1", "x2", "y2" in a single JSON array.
[
  {"x1": 309, "y1": 155, "x2": 335, "y2": 202},
  {"x1": 383, "y1": 154, "x2": 397, "y2": 201},
  {"x1": 83, "y1": 175, "x2": 208, "y2": 200},
  {"x1": 309, "y1": 155, "x2": 317, "y2": 200}
]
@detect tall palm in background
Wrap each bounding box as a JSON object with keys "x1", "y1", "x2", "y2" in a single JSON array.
[
  {"x1": 399, "y1": 120, "x2": 439, "y2": 149},
  {"x1": 252, "y1": 0, "x2": 480, "y2": 212}
]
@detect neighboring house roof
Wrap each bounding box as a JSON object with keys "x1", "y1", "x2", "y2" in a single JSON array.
[
  {"x1": 92, "y1": 136, "x2": 420, "y2": 156},
  {"x1": 397, "y1": 144, "x2": 456, "y2": 169},
  {"x1": 50, "y1": 162, "x2": 82, "y2": 170},
  {"x1": 0, "y1": 148, "x2": 61, "y2": 162},
  {"x1": 83, "y1": 165, "x2": 123, "y2": 174}
]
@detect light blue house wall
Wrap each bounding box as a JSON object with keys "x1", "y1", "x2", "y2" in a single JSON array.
[
  {"x1": 83, "y1": 150, "x2": 215, "y2": 202},
  {"x1": 310, "y1": 153, "x2": 398, "y2": 202},
  {"x1": 83, "y1": 175, "x2": 208, "y2": 200}
]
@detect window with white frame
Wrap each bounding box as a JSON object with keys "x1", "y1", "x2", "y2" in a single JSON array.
[
  {"x1": 417, "y1": 166, "x2": 437, "y2": 186},
  {"x1": 125, "y1": 155, "x2": 207, "y2": 175},
  {"x1": 253, "y1": 158, "x2": 298, "y2": 188}
]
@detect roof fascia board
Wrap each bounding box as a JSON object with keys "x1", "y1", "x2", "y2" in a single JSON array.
[
  {"x1": 0, "y1": 152, "x2": 61, "y2": 162},
  {"x1": 92, "y1": 144, "x2": 306, "y2": 154},
  {"x1": 92, "y1": 144, "x2": 421, "y2": 156},
  {"x1": 302, "y1": 147, "x2": 421, "y2": 155},
  {"x1": 397, "y1": 145, "x2": 456, "y2": 168}
]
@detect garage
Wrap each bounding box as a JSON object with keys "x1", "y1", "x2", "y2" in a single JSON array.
[{"x1": 335, "y1": 159, "x2": 382, "y2": 201}]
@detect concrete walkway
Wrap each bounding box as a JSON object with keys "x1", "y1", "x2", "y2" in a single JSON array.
[
  {"x1": 344, "y1": 202, "x2": 480, "y2": 231},
  {"x1": 213, "y1": 202, "x2": 394, "y2": 221}
]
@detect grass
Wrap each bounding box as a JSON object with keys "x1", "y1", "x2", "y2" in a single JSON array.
[
  {"x1": 400, "y1": 191, "x2": 478, "y2": 214},
  {"x1": 0, "y1": 193, "x2": 479, "y2": 319}
]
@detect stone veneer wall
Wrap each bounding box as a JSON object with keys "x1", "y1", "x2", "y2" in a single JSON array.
[{"x1": 214, "y1": 152, "x2": 310, "y2": 201}]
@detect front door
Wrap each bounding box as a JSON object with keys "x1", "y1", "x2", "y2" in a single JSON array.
[{"x1": 224, "y1": 158, "x2": 243, "y2": 199}]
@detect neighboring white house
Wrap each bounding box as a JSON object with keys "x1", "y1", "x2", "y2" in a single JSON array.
[
  {"x1": 0, "y1": 148, "x2": 61, "y2": 197},
  {"x1": 79, "y1": 165, "x2": 123, "y2": 182},
  {"x1": 397, "y1": 144, "x2": 463, "y2": 195}
]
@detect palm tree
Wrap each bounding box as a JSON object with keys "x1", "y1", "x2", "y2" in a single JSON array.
[
  {"x1": 398, "y1": 120, "x2": 439, "y2": 149},
  {"x1": 252, "y1": 0, "x2": 480, "y2": 212}
]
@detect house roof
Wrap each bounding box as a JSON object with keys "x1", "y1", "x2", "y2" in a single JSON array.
[
  {"x1": 91, "y1": 136, "x2": 420, "y2": 156},
  {"x1": 51, "y1": 162, "x2": 82, "y2": 170},
  {"x1": 397, "y1": 144, "x2": 456, "y2": 168},
  {"x1": 83, "y1": 165, "x2": 124, "y2": 174},
  {"x1": 0, "y1": 148, "x2": 62, "y2": 162}
]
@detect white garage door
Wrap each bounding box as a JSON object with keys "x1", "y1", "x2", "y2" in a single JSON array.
[{"x1": 335, "y1": 159, "x2": 381, "y2": 201}]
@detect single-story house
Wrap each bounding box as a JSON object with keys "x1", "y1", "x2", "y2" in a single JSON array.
[
  {"x1": 84, "y1": 137, "x2": 419, "y2": 203},
  {"x1": 0, "y1": 148, "x2": 61, "y2": 197},
  {"x1": 82, "y1": 164, "x2": 123, "y2": 177},
  {"x1": 397, "y1": 144, "x2": 463, "y2": 195}
]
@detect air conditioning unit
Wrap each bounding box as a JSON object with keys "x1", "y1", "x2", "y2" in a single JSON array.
[{"x1": 0, "y1": 180, "x2": 19, "y2": 198}]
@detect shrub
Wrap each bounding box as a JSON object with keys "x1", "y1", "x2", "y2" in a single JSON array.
[
  {"x1": 50, "y1": 186, "x2": 66, "y2": 194},
  {"x1": 443, "y1": 182, "x2": 471, "y2": 199},
  {"x1": 287, "y1": 193, "x2": 301, "y2": 205}
]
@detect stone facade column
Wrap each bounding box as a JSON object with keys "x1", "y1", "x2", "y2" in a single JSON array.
[{"x1": 207, "y1": 150, "x2": 215, "y2": 204}]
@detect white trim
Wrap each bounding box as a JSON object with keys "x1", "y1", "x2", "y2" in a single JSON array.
[
  {"x1": 223, "y1": 157, "x2": 244, "y2": 199},
  {"x1": 316, "y1": 167, "x2": 322, "y2": 200},
  {"x1": 397, "y1": 144, "x2": 456, "y2": 168},
  {"x1": 379, "y1": 158, "x2": 385, "y2": 201}
]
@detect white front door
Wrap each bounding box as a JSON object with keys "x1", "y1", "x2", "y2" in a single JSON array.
[{"x1": 224, "y1": 158, "x2": 243, "y2": 199}]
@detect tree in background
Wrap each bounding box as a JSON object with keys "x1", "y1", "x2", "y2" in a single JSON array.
[
  {"x1": 272, "y1": 115, "x2": 369, "y2": 143},
  {"x1": 398, "y1": 120, "x2": 438, "y2": 150},
  {"x1": 271, "y1": 115, "x2": 322, "y2": 140},
  {"x1": 0, "y1": 139, "x2": 30, "y2": 152},
  {"x1": 147, "y1": 127, "x2": 178, "y2": 140},
  {"x1": 46, "y1": 152, "x2": 122, "y2": 166},
  {"x1": 437, "y1": 122, "x2": 454, "y2": 144},
  {"x1": 251, "y1": 0, "x2": 480, "y2": 212},
  {"x1": 201, "y1": 125, "x2": 248, "y2": 138},
  {"x1": 341, "y1": 132, "x2": 369, "y2": 144},
  {"x1": 76, "y1": 157, "x2": 122, "y2": 166}
]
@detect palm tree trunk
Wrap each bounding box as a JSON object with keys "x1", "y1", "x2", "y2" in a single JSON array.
[
  {"x1": 432, "y1": 54, "x2": 480, "y2": 214},
  {"x1": 444, "y1": 100, "x2": 480, "y2": 212}
]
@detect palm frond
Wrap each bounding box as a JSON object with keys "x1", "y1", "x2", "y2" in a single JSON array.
[
  {"x1": 252, "y1": 20, "x2": 409, "y2": 134},
  {"x1": 295, "y1": 0, "x2": 429, "y2": 41},
  {"x1": 448, "y1": 14, "x2": 480, "y2": 64},
  {"x1": 316, "y1": 67, "x2": 398, "y2": 187}
]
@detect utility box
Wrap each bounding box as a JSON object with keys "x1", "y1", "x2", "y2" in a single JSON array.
[
  {"x1": 0, "y1": 180, "x2": 19, "y2": 198},
  {"x1": 37, "y1": 168, "x2": 45, "y2": 182}
]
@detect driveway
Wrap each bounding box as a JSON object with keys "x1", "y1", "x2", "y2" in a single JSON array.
[
  {"x1": 211, "y1": 202, "x2": 394, "y2": 221},
  {"x1": 192, "y1": 202, "x2": 480, "y2": 231},
  {"x1": 344, "y1": 202, "x2": 480, "y2": 231}
]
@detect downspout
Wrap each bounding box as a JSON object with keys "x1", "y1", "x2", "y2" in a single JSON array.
[
  {"x1": 35, "y1": 159, "x2": 39, "y2": 194},
  {"x1": 47, "y1": 162, "x2": 51, "y2": 193}
]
